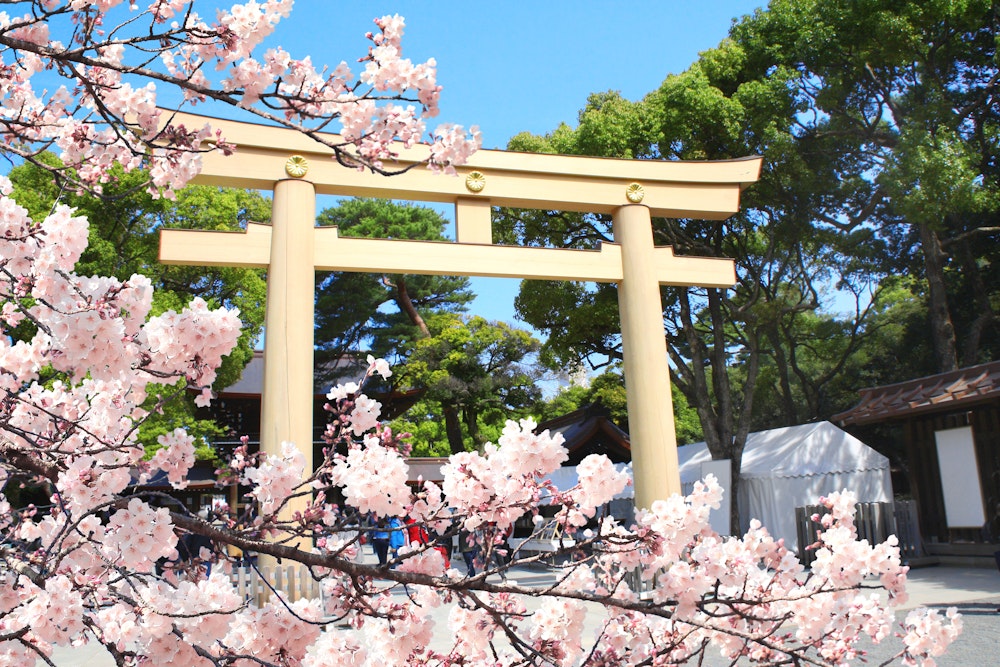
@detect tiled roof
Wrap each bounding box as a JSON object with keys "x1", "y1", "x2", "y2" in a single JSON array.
[
  {"x1": 534, "y1": 403, "x2": 632, "y2": 464},
  {"x1": 832, "y1": 361, "x2": 1000, "y2": 426}
]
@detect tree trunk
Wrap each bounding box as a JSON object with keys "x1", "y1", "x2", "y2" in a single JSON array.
[
  {"x1": 766, "y1": 325, "x2": 797, "y2": 423},
  {"x1": 395, "y1": 276, "x2": 430, "y2": 338},
  {"x1": 956, "y1": 238, "x2": 996, "y2": 367},
  {"x1": 917, "y1": 223, "x2": 958, "y2": 372},
  {"x1": 463, "y1": 406, "x2": 481, "y2": 449},
  {"x1": 730, "y1": 328, "x2": 761, "y2": 535},
  {"x1": 443, "y1": 406, "x2": 465, "y2": 455},
  {"x1": 675, "y1": 288, "x2": 758, "y2": 535},
  {"x1": 675, "y1": 289, "x2": 721, "y2": 449}
]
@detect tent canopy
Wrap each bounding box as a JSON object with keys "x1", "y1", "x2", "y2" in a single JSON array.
[
  {"x1": 677, "y1": 421, "x2": 892, "y2": 550},
  {"x1": 545, "y1": 421, "x2": 891, "y2": 551},
  {"x1": 678, "y1": 421, "x2": 889, "y2": 483}
]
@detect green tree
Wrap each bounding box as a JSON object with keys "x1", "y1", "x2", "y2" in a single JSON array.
[
  {"x1": 314, "y1": 199, "x2": 485, "y2": 454},
  {"x1": 393, "y1": 314, "x2": 542, "y2": 455},
  {"x1": 314, "y1": 198, "x2": 474, "y2": 372},
  {"x1": 500, "y1": 33, "x2": 890, "y2": 530},
  {"x1": 731, "y1": 0, "x2": 1000, "y2": 372}
]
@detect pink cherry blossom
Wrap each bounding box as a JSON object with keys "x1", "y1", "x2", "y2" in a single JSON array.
[
  {"x1": 0, "y1": 3, "x2": 478, "y2": 196},
  {"x1": 151, "y1": 427, "x2": 198, "y2": 488},
  {"x1": 242, "y1": 440, "x2": 306, "y2": 515},
  {"x1": 367, "y1": 354, "x2": 392, "y2": 379}
]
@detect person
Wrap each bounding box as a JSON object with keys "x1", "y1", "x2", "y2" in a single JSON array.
[
  {"x1": 406, "y1": 516, "x2": 450, "y2": 568},
  {"x1": 370, "y1": 515, "x2": 391, "y2": 566},
  {"x1": 389, "y1": 516, "x2": 408, "y2": 564},
  {"x1": 458, "y1": 529, "x2": 480, "y2": 577},
  {"x1": 490, "y1": 524, "x2": 513, "y2": 583}
]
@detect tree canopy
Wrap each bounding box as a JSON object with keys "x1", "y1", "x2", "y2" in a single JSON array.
[
  {"x1": 731, "y1": 0, "x2": 1000, "y2": 372},
  {"x1": 392, "y1": 314, "x2": 542, "y2": 455},
  {"x1": 314, "y1": 198, "x2": 474, "y2": 371}
]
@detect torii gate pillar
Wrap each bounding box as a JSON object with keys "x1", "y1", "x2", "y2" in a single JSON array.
[
  {"x1": 261, "y1": 178, "x2": 316, "y2": 492},
  {"x1": 614, "y1": 204, "x2": 678, "y2": 507}
]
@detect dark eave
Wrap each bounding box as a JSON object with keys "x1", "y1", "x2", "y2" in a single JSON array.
[{"x1": 833, "y1": 361, "x2": 1000, "y2": 426}]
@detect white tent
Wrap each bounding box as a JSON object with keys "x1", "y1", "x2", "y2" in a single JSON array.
[{"x1": 677, "y1": 421, "x2": 892, "y2": 551}]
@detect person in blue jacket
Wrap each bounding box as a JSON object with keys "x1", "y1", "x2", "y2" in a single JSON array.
[{"x1": 389, "y1": 516, "x2": 408, "y2": 564}]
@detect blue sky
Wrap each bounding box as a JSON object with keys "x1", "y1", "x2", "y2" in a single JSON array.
[{"x1": 253, "y1": 1, "x2": 766, "y2": 327}]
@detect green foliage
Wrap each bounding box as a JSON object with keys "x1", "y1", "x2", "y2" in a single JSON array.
[
  {"x1": 537, "y1": 384, "x2": 591, "y2": 423},
  {"x1": 513, "y1": 282, "x2": 621, "y2": 369},
  {"x1": 730, "y1": 0, "x2": 1000, "y2": 370},
  {"x1": 391, "y1": 397, "x2": 509, "y2": 458},
  {"x1": 393, "y1": 314, "x2": 542, "y2": 453},
  {"x1": 139, "y1": 383, "x2": 225, "y2": 464},
  {"x1": 314, "y1": 198, "x2": 474, "y2": 367}
]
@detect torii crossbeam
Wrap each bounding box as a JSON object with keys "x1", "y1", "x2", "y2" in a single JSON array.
[{"x1": 159, "y1": 111, "x2": 762, "y2": 512}]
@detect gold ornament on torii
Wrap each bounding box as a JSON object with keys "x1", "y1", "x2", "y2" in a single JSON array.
[{"x1": 284, "y1": 155, "x2": 309, "y2": 178}]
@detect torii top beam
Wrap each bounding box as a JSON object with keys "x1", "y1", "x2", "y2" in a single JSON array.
[{"x1": 174, "y1": 110, "x2": 761, "y2": 220}]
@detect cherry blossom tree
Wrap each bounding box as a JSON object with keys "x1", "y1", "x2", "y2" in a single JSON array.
[
  {"x1": 0, "y1": 2, "x2": 962, "y2": 666},
  {"x1": 0, "y1": 1, "x2": 480, "y2": 196}
]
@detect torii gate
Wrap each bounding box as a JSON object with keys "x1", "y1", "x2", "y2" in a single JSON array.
[{"x1": 159, "y1": 111, "x2": 762, "y2": 512}]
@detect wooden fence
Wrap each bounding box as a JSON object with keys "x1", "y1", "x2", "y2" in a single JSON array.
[
  {"x1": 230, "y1": 564, "x2": 323, "y2": 606},
  {"x1": 795, "y1": 500, "x2": 923, "y2": 567},
  {"x1": 891, "y1": 499, "x2": 924, "y2": 562},
  {"x1": 228, "y1": 530, "x2": 366, "y2": 606}
]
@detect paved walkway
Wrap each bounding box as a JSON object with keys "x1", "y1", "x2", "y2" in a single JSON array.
[{"x1": 39, "y1": 561, "x2": 1000, "y2": 666}]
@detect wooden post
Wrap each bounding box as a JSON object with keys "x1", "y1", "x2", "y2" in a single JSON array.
[
  {"x1": 257, "y1": 177, "x2": 315, "y2": 574},
  {"x1": 260, "y1": 178, "x2": 316, "y2": 478},
  {"x1": 613, "y1": 205, "x2": 681, "y2": 506}
]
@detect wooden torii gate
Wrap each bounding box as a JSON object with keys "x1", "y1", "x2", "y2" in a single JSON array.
[{"x1": 159, "y1": 111, "x2": 762, "y2": 512}]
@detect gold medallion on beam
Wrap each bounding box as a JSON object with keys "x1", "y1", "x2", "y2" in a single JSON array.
[
  {"x1": 465, "y1": 171, "x2": 486, "y2": 193},
  {"x1": 285, "y1": 155, "x2": 309, "y2": 178},
  {"x1": 625, "y1": 182, "x2": 645, "y2": 203}
]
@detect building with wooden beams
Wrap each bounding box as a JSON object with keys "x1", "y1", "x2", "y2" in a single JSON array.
[{"x1": 834, "y1": 361, "x2": 1000, "y2": 565}]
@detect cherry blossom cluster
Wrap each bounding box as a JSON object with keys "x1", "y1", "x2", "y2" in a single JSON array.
[
  {"x1": 556, "y1": 453, "x2": 631, "y2": 527},
  {"x1": 150, "y1": 428, "x2": 198, "y2": 489},
  {"x1": 0, "y1": 192, "x2": 963, "y2": 665},
  {"x1": 103, "y1": 498, "x2": 179, "y2": 572},
  {"x1": 0, "y1": 3, "x2": 480, "y2": 195},
  {"x1": 441, "y1": 418, "x2": 570, "y2": 533},
  {"x1": 225, "y1": 597, "x2": 323, "y2": 666},
  {"x1": 0, "y1": 184, "x2": 241, "y2": 530},
  {"x1": 238, "y1": 440, "x2": 305, "y2": 516}
]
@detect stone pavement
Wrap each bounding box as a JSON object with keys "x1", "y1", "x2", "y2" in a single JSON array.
[{"x1": 40, "y1": 558, "x2": 1000, "y2": 666}]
